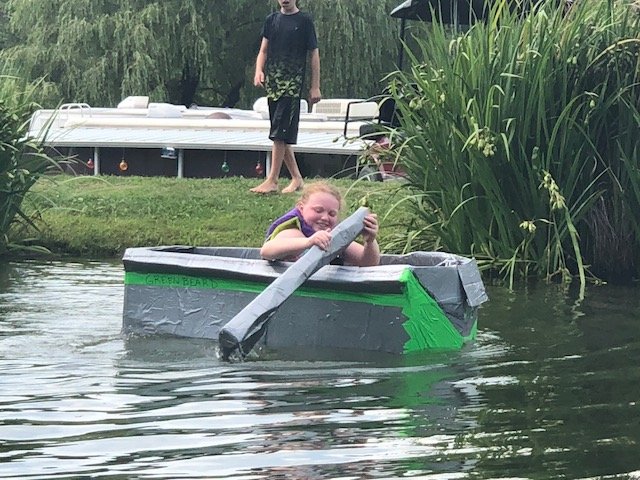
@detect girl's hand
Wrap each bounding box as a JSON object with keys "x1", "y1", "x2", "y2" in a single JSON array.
[
  {"x1": 307, "y1": 230, "x2": 332, "y2": 251},
  {"x1": 361, "y1": 214, "x2": 379, "y2": 244}
]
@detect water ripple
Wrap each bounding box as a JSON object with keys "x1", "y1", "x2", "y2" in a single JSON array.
[{"x1": 1, "y1": 262, "x2": 640, "y2": 478}]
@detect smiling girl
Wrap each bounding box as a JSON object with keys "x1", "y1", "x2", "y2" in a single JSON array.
[{"x1": 260, "y1": 181, "x2": 380, "y2": 266}]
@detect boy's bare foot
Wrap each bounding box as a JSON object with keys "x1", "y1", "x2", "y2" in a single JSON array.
[
  {"x1": 250, "y1": 181, "x2": 279, "y2": 194},
  {"x1": 281, "y1": 179, "x2": 304, "y2": 194}
]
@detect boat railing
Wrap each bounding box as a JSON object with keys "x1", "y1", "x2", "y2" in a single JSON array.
[
  {"x1": 27, "y1": 102, "x2": 94, "y2": 135},
  {"x1": 59, "y1": 102, "x2": 93, "y2": 116}
]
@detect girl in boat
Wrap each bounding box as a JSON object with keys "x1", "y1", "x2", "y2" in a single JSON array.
[{"x1": 260, "y1": 181, "x2": 380, "y2": 266}]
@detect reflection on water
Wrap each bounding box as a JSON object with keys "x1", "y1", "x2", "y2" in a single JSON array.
[{"x1": 1, "y1": 260, "x2": 639, "y2": 479}]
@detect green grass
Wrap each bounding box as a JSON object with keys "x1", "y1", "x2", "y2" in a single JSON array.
[{"x1": 18, "y1": 174, "x2": 411, "y2": 258}]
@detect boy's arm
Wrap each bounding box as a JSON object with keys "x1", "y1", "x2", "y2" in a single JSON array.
[
  {"x1": 308, "y1": 48, "x2": 321, "y2": 105},
  {"x1": 254, "y1": 38, "x2": 269, "y2": 87}
]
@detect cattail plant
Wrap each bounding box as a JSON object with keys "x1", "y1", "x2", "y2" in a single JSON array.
[
  {"x1": 0, "y1": 72, "x2": 60, "y2": 255},
  {"x1": 384, "y1": 0, "x2": 640, "y2": 287}
]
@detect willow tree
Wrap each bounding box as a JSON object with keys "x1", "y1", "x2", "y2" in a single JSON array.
[
  {"x1": 2, "y1": 0, "x2": 401, "y2": 108},
  {"x1": 306, "y1": 0, "x2": 400, "y2": 98},
  {"x1": 0, "y1": 1, "x2": 8, "y2": 50},
  {"x1": 2, "y1": 0, "x2": 271, "y2": 107}
]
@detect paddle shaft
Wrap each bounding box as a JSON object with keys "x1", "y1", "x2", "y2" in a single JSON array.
[{"x1": 218, "y1": 207, "x2": 370, "y2": 360}]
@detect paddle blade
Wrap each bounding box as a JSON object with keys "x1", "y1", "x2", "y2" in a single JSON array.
[
  {"x1": 219, "y1": 311, "x2": 272, "y2": 361},
  {"x1": 218, "y1": 207, "x2": 369, "y2": 361}
]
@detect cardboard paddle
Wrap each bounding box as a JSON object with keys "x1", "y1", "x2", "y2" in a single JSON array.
[{"x1": 218, "y1": 206, "x2": 369, "y2": 361}]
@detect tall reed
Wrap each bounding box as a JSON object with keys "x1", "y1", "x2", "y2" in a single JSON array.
[
  {"x1": 385, "y1": 0, "x2": 640, "y2": 286},
  {"x1": 0, "y1": 72, "x2": 60, "y2": 254}
]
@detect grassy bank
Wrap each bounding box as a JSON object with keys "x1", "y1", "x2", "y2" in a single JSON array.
[{"x1": 18, "y1": 175, "x2": 410, "y2": 258}]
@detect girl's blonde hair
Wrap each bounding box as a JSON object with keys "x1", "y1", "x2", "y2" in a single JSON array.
[{"x1": 297, "y1": 181, "x2": 343, "y2": 209}]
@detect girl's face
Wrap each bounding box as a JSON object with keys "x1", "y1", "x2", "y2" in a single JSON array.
[{"x1": 298, "y1": 192, "x2": 340, "y2": 231}]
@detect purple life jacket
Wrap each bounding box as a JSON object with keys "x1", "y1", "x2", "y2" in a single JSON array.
[{"x1": 265, "y1": 207, "x2": 315, "y2": 240}]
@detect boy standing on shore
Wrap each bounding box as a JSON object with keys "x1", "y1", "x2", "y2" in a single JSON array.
[{"x1": 251, "y1": 0, "x2": 321, "y2": 194}]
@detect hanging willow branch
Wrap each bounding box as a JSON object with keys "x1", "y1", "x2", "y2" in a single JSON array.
[
  {"x1": 306, "y1": 0, "x2": 399, "y2": 98},
  {"x1": 1, "y1": 0, "x2": 401, "y2": 107}
]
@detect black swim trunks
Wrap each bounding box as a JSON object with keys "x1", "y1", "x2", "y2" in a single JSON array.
[{"x1": 268, "y1": 96, "x2": 301, "y2": 145}]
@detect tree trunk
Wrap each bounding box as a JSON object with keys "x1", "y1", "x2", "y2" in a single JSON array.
[{"x1": 180, "y1": 62, "x2": 200, "y2": 107}]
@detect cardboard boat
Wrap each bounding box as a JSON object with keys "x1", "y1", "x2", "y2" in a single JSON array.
[{"x1": 122, "y1": 246, "x2": 488, "y2": 355}]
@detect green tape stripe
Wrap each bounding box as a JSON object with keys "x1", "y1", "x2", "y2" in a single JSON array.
[
  {"x1": 125, "y1": 271, "x2": 406, "y2": 307},
  {"x1": 399, "y1": 269, "x2": 472, "y2": 352}
]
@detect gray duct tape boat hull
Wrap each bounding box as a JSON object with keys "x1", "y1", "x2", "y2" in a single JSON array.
[{"x1": 122, "y1": 246, "x2": 488, "y2": 355}]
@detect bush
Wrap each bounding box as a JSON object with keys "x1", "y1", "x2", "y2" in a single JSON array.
[
  {"x1": 385, "y1": 0, "x2": 640, "y2": 287},
  {"x1": 0, "y1": 72, "x2": 60, "y2": 255}
]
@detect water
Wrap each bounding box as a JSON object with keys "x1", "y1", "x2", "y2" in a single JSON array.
[{"x1": 1, "y1": 260, "x2": 639, "y2": 479}]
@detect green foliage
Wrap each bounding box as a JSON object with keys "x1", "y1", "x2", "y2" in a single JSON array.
[
  {"x1": 0, "y1": 1, "x2": 8, "y2": 50},
  {"x1": 385, "y1": 0, "x2": 640, "y2": 285},
  {"x1": 307, "y1": 0, "x2": 400, "y2": 97},
  {"x1": 0, "y1": 72, "x2": 61, "y2": 255},
  {"x1": 2, "y1": 0, "x2": 268, "y2": 107},
  {"x1": 20, "y1": 175, "x2": 408, "y2": 258},
  {"x1": 1, "y1": 0, "x2": 399, "y2": 108}
]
